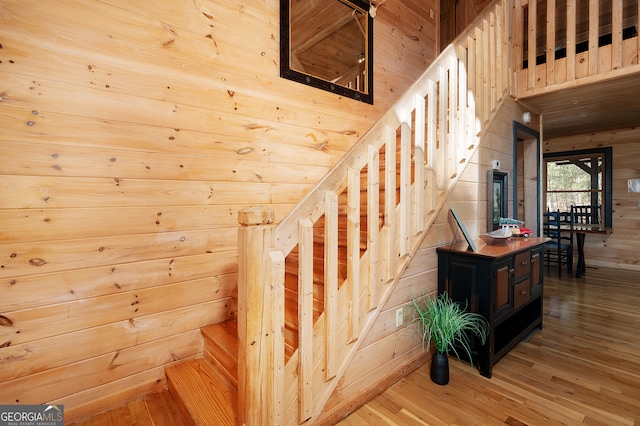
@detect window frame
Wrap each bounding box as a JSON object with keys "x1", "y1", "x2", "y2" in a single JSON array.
[{"x1": 543, "y1": 147, "x2": 612, "y2": 228}]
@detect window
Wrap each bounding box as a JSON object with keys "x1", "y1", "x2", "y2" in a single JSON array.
[{"x1": 543, "y1": 147, "x2": 612, "y2": 228}]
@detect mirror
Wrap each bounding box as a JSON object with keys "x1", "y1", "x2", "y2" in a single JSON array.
[
  {"x1": 488, "y1": 170, "x2": 508, "y2": 231},
  {"x1": 280, "y1": 0, "x2": 374, "y2": 104}
]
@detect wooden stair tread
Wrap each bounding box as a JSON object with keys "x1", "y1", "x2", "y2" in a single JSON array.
[
  {"x1": 166, "y1": 358, "x2": 237, "y2": 426},
  {"x1": 202, "y1": 321, "x2": 238, "y2": 358},
  {"x1": 202, "y1": 320, "x2": 238, "y2": 386}
]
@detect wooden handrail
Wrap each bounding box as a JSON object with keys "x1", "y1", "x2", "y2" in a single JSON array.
[{"x1": 237, "y1": 0, "x2": 512, "y2": 424}]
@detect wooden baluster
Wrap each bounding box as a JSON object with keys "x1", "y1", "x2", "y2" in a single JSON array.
[
  {"x1": 439, "y1": 64, "x2": 449, "y2": 182},
  {"x1": 500, "y1": 0, "x2": 508, "y2": 96},
  {"x1": 414, "y1": 94, "x2": 426, "y2": 235},
  {"x1": 513, "y1": 0, "x2": 524, "y2": 74},
  {"x1": 474, "y1": 25, "x2": 484, "y2": 127},
  {"x1": 489, "y1": 8, "x2": 497, "y2": 109},
  {"x1": 611, "y1": 0, "x2": 623, "y2": 69},
  {"x1": 547, "y1": 0, "x2": 557, "y2": 85},
  {"x1": 481, "y1": 17, "x2": 490, "y2": 122},
  {"x1": 400, "y1": 119, "x2": 411, "y2": 257},
  {"x1": 347, "y1": 166, "x2": 360, "y2": 343},
  {"x1": 426, "y1": 79, "x2": 438, "y2": 176},
  {"x1": 588, "y1": 0, "x2": 599, "y2": 75},
  {"x1": 324, "y1": 190, "x2": 338, "y2": 380},
  {"x1": 566, "y1": 0, "x2": 577, "y2": 80},
  {"x1": 466, "y1": 35, "x2": 478, "y2": 138},
  {"x1": 448, "y1": 53, "x2": 459, "y2": 176},
  {"x1": 528, "y1": 0, "x2": 537, "y2": 89},
  {"x1": 512, "y1": 0, "x2": 524, "y2": 94},
  {"x1": 456, "y1": 44, "x2": 467, "y2": 139},
  {"x1": 270, "y1": 249, "x2": 285, "y2": 426},
  {"x1": 367, "y1": 145, "x2": 380, "y2": 310},
  {"x1": 384, "y1": 125, "x2": 397, "y2": 281},
  {"x1": 298, "y1": 218, "x2": 313, "y2": 423}
]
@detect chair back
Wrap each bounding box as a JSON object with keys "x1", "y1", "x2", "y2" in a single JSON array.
[
  {"x1": 571, "y1": 204, "x2": 601, "y2": 224},
  {"x1": 544, "y1": 209, "x2": 572, "y2": 248},
  {"x1": 558, "y1": 210, "x2": 573, "y2": 227},
  {"x1": 544, "y1": 210, "x2": 561, "y2": 239}
]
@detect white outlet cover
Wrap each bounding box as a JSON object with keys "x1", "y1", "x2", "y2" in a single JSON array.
[{"x1": 395, "y1": 308, "x2": 403, "y2": 327}]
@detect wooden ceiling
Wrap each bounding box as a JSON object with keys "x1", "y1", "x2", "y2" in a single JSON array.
[{"x1": 518, "y1": 72, "x2": 640, "y2": 139}]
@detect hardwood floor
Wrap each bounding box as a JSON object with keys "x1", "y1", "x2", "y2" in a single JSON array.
[
  {"x1": 71, "y1": 266, "x2": 640, "y2": 425},
  {"x1": 340, "y1": 266, "x2": 640, "y2": 426},
  {"x1": 68, "y1": 391, "x2": 186, "y2": 426}
]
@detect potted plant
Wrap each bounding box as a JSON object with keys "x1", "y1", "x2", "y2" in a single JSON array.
[{"x1": 411, "y1": 293, "x2": 489, "y2": 385}]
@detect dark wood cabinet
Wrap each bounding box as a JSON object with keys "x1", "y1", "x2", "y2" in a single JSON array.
[{"x1": 436, "y1": 238, "x2": 546, "y2": 378}]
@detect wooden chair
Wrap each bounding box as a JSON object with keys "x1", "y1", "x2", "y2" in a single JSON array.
[{"x1": 543, "y1": 210, "x2": 573, "y2": 277}]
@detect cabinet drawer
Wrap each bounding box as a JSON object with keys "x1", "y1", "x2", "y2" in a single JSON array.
[
  {"x1": 514, "y1": 279, "x2": 530, "y2": 309},
  {"x1": 514, "y1": 252, "x2": 530, "y2": 280}
]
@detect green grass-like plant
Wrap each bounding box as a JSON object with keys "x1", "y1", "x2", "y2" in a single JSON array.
[{"x1": 411, "y1": 293, "x2": 489, "y2": 363}]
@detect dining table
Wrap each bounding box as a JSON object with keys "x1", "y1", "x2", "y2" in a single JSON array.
[{"x1": 559, "y1": 223, "x2": 611, "y2": 278}]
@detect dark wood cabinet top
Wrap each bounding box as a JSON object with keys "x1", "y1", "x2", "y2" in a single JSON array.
[{"x1": 436, "y1": 237, "x2": 547, "y2": 260}]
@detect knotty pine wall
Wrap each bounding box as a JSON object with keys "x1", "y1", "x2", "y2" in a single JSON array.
[
  {"x1": 0, "y1": 0, "x2": 437, "y2": 421},
  {"x1": 544, "y1": 129, "x2": 640, "y2": 271},
  {"x1": 318, "y1": 99, "x2": 540, "y2": 424}
]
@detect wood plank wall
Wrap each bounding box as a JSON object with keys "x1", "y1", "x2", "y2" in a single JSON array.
[
  {"x1": 544, "y1": 129, "x2": 640, "y2": 271},
  {"x1": 316, "y1": 98, "x2": 540, "y2": 425},
  {"x1": 0, "y1": 0, "x2": 437, "y2": 422}
]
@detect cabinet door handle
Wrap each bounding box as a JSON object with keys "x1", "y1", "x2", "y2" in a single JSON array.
[{"x1": 521, "y1": 290, "x2": 527, "y2": 295}]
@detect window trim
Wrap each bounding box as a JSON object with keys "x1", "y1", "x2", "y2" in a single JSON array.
[{"x1": 543, "y1": 147, "x2": 612, "y2": 228}]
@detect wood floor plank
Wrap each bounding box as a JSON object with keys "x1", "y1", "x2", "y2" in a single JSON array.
[
  {"x1": 340, "y1": 266, "x2": 640, "y2": 426},
  {"x1": 144, "y1": 389, "x2": 187, "y2": 426},
  {"x1": 90, "y1": 411, "x2": 113, "y2": 426},
  {"x1": 108, "y1": 405, "x2": 132, "y2": 426},
  {"x1": 126, "y1": 399, "x2": 153, "y2": 426}
]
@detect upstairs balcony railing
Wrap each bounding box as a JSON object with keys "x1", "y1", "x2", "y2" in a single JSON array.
[{"x1": 514, "y1": 0, "x2": 640, "y2": 97}]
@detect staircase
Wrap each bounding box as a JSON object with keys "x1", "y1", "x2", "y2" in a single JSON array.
[
  {"x1": 166, "y1": 0, "x2": 511, "y2": 424},
  {"x1": 166, "y1": 320, "x2": 238, "y2": 426},
  {"x1": 162, "y1": 0, "x2": 640, "y2": 422}
]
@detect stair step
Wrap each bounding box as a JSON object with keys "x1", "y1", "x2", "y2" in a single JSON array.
[
  {"x1": 166, "y1": 358, "x2": 237, "y2": 426},
  {"x1": 202, "y1": 320, "x2": 238, "y2": 387}
]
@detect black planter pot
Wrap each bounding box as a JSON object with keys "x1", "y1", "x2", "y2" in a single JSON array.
[{"x1": 430, "y1": 351, "x2": 449, "y2": 385}]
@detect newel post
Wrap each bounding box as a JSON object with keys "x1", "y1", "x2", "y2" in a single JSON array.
[{"x1": 237, "y1": 207, "x2": 284, "y2": 426}]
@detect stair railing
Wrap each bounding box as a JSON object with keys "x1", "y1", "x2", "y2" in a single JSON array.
[{"x1": 237, "y1": 0, "x2": 510, "y2": 424}]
